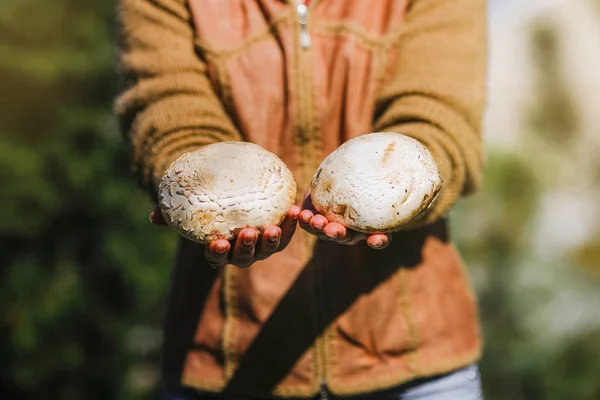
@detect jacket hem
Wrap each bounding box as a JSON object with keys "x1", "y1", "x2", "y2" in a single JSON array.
[
  {"x1": 326, "y1": 346, "x2": 482, "y2": 396},
  {"x1": 175, "y1": 376, "x2": 322, "y2": 399},
  {"x1": 171, "y1": 346, "x2": 481, "y2": 397}
]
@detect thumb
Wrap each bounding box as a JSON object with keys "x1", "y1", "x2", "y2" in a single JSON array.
[
  {"x1": 149, "y1": 206, "x2": 168, "y2": 226},
  {"x1": 278, "y1": 206, "x2": 301, "y2": 251}
]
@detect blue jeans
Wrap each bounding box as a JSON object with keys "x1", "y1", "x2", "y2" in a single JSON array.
[{"x1": 164, "y1": 364, "x2": 483, "y2": 400}]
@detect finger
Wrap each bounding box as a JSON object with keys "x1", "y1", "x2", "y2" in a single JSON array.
[
  {"x1": 278, "y1": 206, "x2": 300, "y2": 251},
  {"x1": 253, "y1": 206, "x2": 301, "y2": 260},
  {"x1": 323, "y1": 222, "x2": 368, "y2": 245},
  {"x1": 298, "y1": 209, "x2": 315, "y2": 234},
  {"x1": 366, "y1": 233, "x2": 392, "y2": 250},
  {"x1": 308, "y1": 214, "x2": 331, "y2": 241},
  {"x1": 149, "y1": 206, "x2": 168, "y2": 226},
  {"x1": 309, "y1": 214, "x2": 328, "y2": 233},
  {"x1": 231, "y1": 228, "x2": 258, "y2": 268},
  {"x1": 322, "y1": 222, "x2": 347, "y2": 240},
  {"x1": 255, "y1": 226, "x2": 282, "y2": 259},
  {"x1": 205, "y1": 239, "x2": 230, "y2": 267}
]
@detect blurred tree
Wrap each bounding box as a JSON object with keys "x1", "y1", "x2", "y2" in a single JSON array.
[
  {"x1": 450, "y1": 8, "x2": 600, "y2": 400},
  {"x1": 571, "y1": 0, "x2": 600, "y2": 279},
  {"x1": 452, "y1": 152, "x2": 546, "y2": 400},
  {"x1": 0, "y1": 1, "x2": 176, "y2": 399},
  {"x1": 542, "y1": 330, "x2": 600, "y2": 400},
  {"x1": 573, "y1": 239, "x2": 600, "y2": 277},
  {"x1": 527, "y1": 22, "x2": 579, "y2": 149}
]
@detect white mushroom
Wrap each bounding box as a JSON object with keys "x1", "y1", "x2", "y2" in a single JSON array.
[
  {"x1": 310, "y1": 132, "x2": 442, "y2": 233},
  {"x1": 158, "y1": 142, "x2": 297, "y2": 244}
]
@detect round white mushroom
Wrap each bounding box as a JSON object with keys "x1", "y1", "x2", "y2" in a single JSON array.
[
  {"x1": 158, "y1": 142, "x2": 297, "y2": 244},
  {"x1": 310, "y1": 132, "x2": 441, "y2": 233}
]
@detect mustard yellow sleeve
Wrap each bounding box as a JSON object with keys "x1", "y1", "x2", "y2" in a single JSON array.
[
  {"x1": 114, "y1": 0, "x2": 242, "y2": 198},
  {"x1": 373, "y1": 0, "x2": 487, "y2": 226}
]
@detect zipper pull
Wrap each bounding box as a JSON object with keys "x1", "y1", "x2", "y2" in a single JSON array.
[
  {"x1": 296, "y1": 3, "x2": 311, "y2": 49},
  {"x1": 320, "y1": 380, "x2": 328, "y2": 400}
]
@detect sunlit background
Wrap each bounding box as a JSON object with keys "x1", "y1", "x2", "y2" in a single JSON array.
[{"x1": 1, "y1": 0, "x2": 599, "y2": 399}]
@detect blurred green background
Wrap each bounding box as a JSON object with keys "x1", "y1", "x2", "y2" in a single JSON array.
[{"x1": 1, "y1": 0, "x2": 599, "y2": 399}]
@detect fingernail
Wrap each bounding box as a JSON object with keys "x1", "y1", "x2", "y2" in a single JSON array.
[
  {"x1": 268, "y1": 234, "x2": 279, "y2": 243},
  {"x1": 243, "y1": 236, "x2": 255, "y2": 246},
  {"x1": 372, "y1": 239, "x2": 383, "y2": 248},
  {"x1": 327, "y1": 233, "x2": 338, "y2": 239},
  {"x1": 302, "y1": 215, "x2": 311, "y2": 223},
  {"x1": 215, "y1": 246, "x2": 227, "y2": 254}
]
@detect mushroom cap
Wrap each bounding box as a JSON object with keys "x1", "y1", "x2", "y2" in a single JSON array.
[
  {"x1": 310, "y1": 132, "x2": 441, "y2": 233},
  {"x1": 158, "y1": 142, "x2": 297, "y2": 244}
]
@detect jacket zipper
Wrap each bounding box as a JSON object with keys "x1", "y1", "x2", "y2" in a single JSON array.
[
  {"x1": 320, "y1": 379, "x2": 329, "y2": 400},
  {"x1": 296, "y1": 2, "x2": 311, "y2": 49},
  {"x1": 294, "y1": 2, "x2": 327, "y2": 399}
]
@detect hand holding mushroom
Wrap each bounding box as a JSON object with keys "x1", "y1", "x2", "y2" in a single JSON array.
[
  {"x1": 152, "y1": 142, "x2": 299, "y2": 268},
  {"x1": 152, "y1": 134, "x2": 440, "y2": 265},
  {"x1": 299, "y1": 133, "x2": 441, "y2": 249}
]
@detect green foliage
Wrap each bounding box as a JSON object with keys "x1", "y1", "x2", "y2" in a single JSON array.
[
  {"x1": 451, "y1": 13, "x2": 600, "y2": 400},
  {"x1": 527, "y1": 22, "x2": 579, "y2": 147},
  {"x1": 572, "y1": 237, "x2": 600, "y2": 277},
  {"x1": 0, "y1": 1, "x2": 176, "y2": 399}
]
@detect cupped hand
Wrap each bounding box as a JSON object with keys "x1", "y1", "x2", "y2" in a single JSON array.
[
  {"x1": 298, "y1": 191, "x2": 391, "y2": 250},
  {"x1": 149, "y1": 205, "x2": 301, "y2": 268}
]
